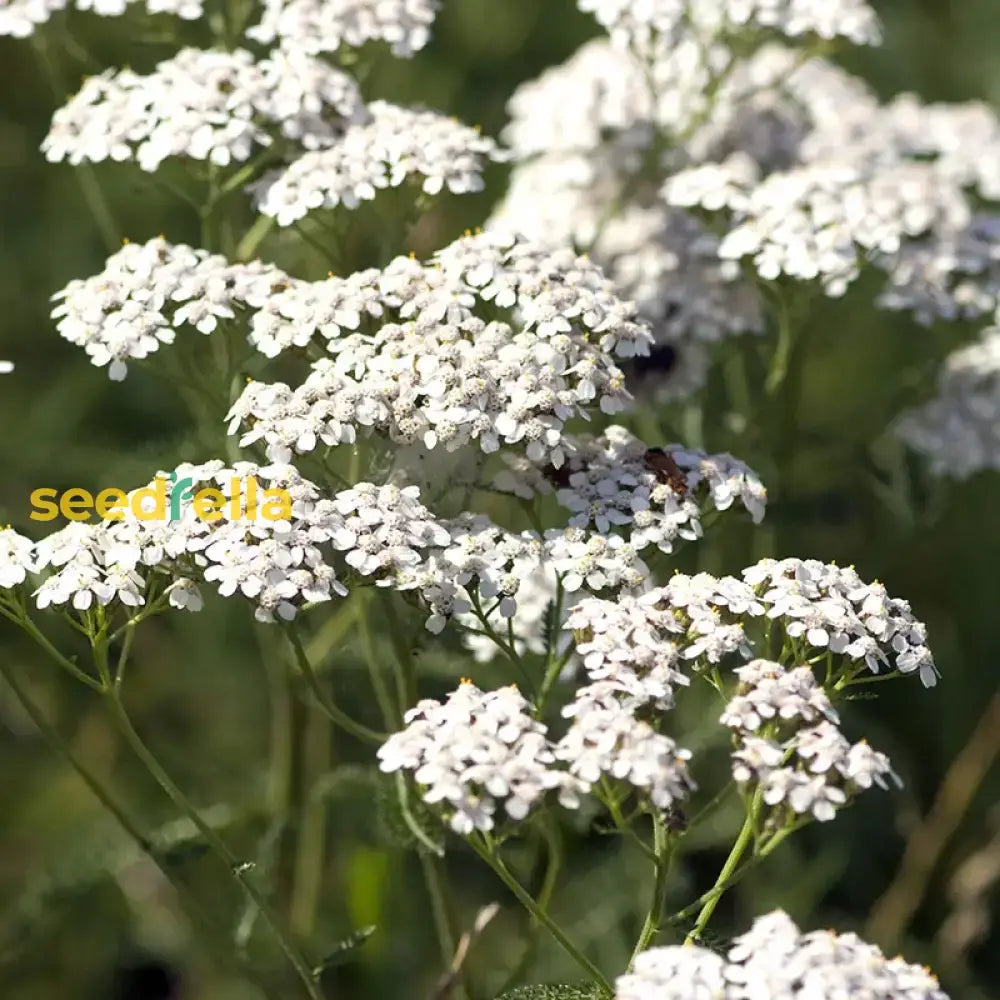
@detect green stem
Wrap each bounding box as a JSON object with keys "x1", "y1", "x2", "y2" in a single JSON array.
[
  {"x1": 0, "y1": 659, "x2": 270, "y2": 991},
  {"x1": 356, "y1": 593, "x2": 403, "y2": 728},
  {"x1": 13, "y1": 607, "x2": 103, "y2": 692},
  {"x1": 469, "y1": 835, "x2": 613, "y2": 996},
  {"x1": 237, "y1": 214, "x2": 277, "y2": 262},
  {"x1": 32, "y1": 36, "x2": 120, "y2": 251},
  {"x1": 764, "y1": 288, "x2": 799, "y2": 398},
  {"x1": 602, "y1": 782, "x2": 657, "y2": 865},
  {"x1": 290, "y1": 705, "x2": 332, "y2": 938},
  {"x1": 102, "y1": 686, "x2": 322, "y2": 1000},
  {"x1": 684, "y1": 796, "x2": 759, "y2": 945},
  {"x1": 665, "y1": 821, "x2": 802, "y2": 928},
  {"x1": 629, "y1": 815, "x2": 672, "y2": 963},
  {"x1": 283, "y1": 622, "x2": 386, "y2": 746},
  {"x1": 419, "y1": 852, "x2": 469, "y2": 1000}
]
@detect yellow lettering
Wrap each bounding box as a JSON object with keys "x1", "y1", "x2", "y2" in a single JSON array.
[
  {"x1": 130, "y1": 477, "x2": 167, "y2": 521},
  {"x1": 29, "y1": 488, "x2": 59, "y2": 521},
  {"x1": 95, "y1": 488, "x2": 127, "y2": 520},
  {"x1": 60, "y1": 488, "x2": 94, "y2": 522},
  {"x1": 261, "y1": 489, "x2": 292, "y2": 522},
  {"x1": 194, "y1": 488, "x2": 225, "y2": 522}
]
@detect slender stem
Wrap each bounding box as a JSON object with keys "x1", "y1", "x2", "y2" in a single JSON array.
[
  {"x1": 283, "y1": 622, "x2": 386, "y2": 745},
  {"x1": 765, "y1": 292, "x2": 797, "y2": 397},
  {"x1": 0, "y1": 660, "x2": 140, "y2": 845},
  {"x1": 356, "y1": 593, "x2": 402, "y2": 727},
  {"x1": 602, "y1": 782, "x2": 657, "y2": 864},
  {"x1": 469, "y1": 835, "x2": 613, "y2": 996},
  {"x1": 114, "y1": 620, "x2": 136, "y2": 693},
  {"x1": 469, "y1": 592, "x2": 533, "y2": 692},
  {"x1": 12, "y1": 607, "x2": 104, "y2": 692},
  {"x1": 684, "y1": 795, "x2": 759, "y2": 944},
  {"x1": 102, "y1": 687, "x2": 322, "y2": 999},
  {"x1": 236, "y1": 214, "x2": 277, "y2": 261},
  {"x1": 665, "y1": 821, "x2": 801, "y2": 928},
  {"x1": 629, "y1": 815, "x2": 672, "y2": 963},
  {"x1": 536, "y1": 648, "x2": 573, "y2": 716},
  {"x1": 383, "y1": 596, "x2": 419, "y2": 706},
  {"x1": 684, "y1": 780, "x2": 735, "y2": 831},
  {"x1": 492, "y1": 821, "x2": 563, "y2": 996},
  {"x1": 419, "y1": 853, "x2": 469, "y2": 1000},
  {"x1": 371, "y1": 599, "x2": 469, "y2": 995},
  {"x1": 0, "y1": 660, "x2": 271, "y2": 992},
  {"x1": 290, "y1": 705, "x2": 332, "y2": 938},
  {"x1": 276, "y1": 665, "x2": 308, "y2": 918},
  {"x1": 867, "y1": 688, "x2": 1000, "y2": 950},
  {"x1": 32, "y1": 36, "x2": 120, "y2": 251}
]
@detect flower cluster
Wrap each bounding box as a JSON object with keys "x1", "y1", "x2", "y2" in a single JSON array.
[
  {"x1": 0, "y1": 527, "x2": 37, "y2": 589},
  {"x1": 11, "y1": 464, "x2": 520, "y2": 625},
  {"x1": 26, "y1": 462, "x2": 349, "y2": 621},
  {"x1": 398, "y1": 513, "x2": 544, "y2": 633},
  {"x1": 51, "y1": 237, "x2": 291, "y2": 380},
  {"x1": 247, "y1": 0, "x2": 440, "y2": 57},
  {"x1": 724, "y1": 660, "x2": 897, "y2": 822},
  {"x1": 497, "y1": 425, "x2": 766, "y2": 553},
  {"x1": 579, "y1": 0, "x2": 883, "y2": 53},
  {"x1": 565, "y1": 558, "x2": 938, "y2": 687},
  {"x1": 733, "y1": 721, "x2": 899, "y2": 821},
  {"x1": 744, "y1": 558, "x2": 938, "y2": 686},
  {"x1": 227, "y1": 231, "x2": 649, "y2": 464},
  {"x1": 720, "y1": 658, "x2": 836, "y2": 732},
  {"x1": 544, "y1": 528, "x2": 650, "y2": 597},
  {"x1": 253, "y1": 102, "x2": 503, "y2": 225},
  {"x1": 0, "y1": 0, "x2": 201, "y2": 38},
  {"x1": 896, "y1": 325, "x2": 1000, "y2": 479},
  {"x1": 42, "y1": 48, "x2": 366, "y2": 171},
  {"x1": 665, "y1": 157, "x2": 970, "y2": 297},
  {"x1": 376, "y1": 682, "x2": 584, "y2": 834},
  {"x1": 492, "y1": 37, "x2": 764, "y2": 398},
  {"x1": 619, "y1": 910, "x2": 948, "y2": 1000},
  {"x1": 559, "y1": 682, "x2": 695, "y2": 809}
]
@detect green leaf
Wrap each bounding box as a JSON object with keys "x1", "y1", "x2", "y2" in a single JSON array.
[{"x1": 496, "y1": 986, "x2": 604, "y2": 1000}]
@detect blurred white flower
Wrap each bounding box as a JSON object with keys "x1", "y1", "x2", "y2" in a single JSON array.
[
  {"x1": 247, "y1": 0, "x2": 440, "y2": 56},
  {"x1": 254, "y1": 102, "x2": 503, "y2": 226},
  {"x1": 0, "y1": 0, "x2": 200, "y2": 37},
  {"x1": 896, "y1": 324, "x2": 1000, "y2": 479}
]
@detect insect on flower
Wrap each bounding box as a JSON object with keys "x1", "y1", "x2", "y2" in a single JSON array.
[{"x1": 643, "y1": 447, "x2": 688, "y2": 495}]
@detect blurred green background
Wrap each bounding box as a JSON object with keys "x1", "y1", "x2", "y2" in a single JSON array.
[{"x1": 2, "y1": 1, "x2": 1000, "y2": 997}]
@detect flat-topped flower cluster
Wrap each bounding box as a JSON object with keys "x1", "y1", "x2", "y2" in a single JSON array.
[{"x1": 619, "y1": 910, "x2": 947, "y2": 1000}]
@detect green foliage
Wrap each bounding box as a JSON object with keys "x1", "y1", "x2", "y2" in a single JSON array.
[{"x1": 496, "y1": 986, "x2": 605, "y2": 1000}]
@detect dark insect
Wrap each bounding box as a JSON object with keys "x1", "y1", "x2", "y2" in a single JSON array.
[
  {"x1": 663, "y1": 806, "x2": 689, "y2": 834},
  {"x1": 542, "y1": 462, "x2": 575, "y2": 489},
  {"x1": 643, "y1": 447, "x2": 688, "y2": 495},
  {"x1": 632, "y1": 341, "x2": 679, "y2": 375}
]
